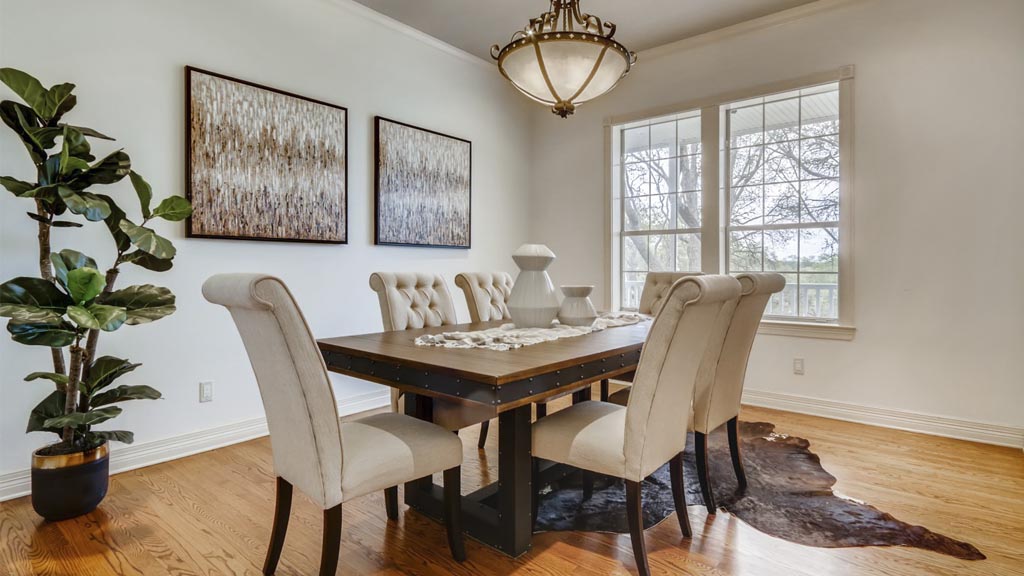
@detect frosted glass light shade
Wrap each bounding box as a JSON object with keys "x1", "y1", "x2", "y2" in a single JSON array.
[{"x1": 496, "y1": 33, "x2": 633, "y2": 117}]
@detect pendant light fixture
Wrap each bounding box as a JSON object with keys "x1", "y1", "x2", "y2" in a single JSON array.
[{"x1": 491, "y1": 0, "x2": 637, "y2": 118}]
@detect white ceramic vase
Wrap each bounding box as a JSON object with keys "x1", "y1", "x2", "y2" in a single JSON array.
[
  {"x1": 557, "y1": 286, "x2": 598, "y2": 327},
  {"x1": 508, "y1": 244, "x2": 560, "y2": 328}
]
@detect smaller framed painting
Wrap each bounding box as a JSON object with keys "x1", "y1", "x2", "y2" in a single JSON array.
[
  {"x1": 374, "y1": 117, "x2": 471, "y2": 248},
  {"x1": 186, "y1": 66, "x2": 348, "y2": 244}
]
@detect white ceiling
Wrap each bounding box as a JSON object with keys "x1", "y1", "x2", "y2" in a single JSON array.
[{"x1": 351, "y1": 0, "x2": 819, "y2": 61}]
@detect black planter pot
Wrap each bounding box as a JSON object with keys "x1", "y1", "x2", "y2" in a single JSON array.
[{"x1": 31, "y1": 441, "x2": 109, "y2": 521}]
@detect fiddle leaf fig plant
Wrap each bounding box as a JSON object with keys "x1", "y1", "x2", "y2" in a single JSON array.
[{"x1": 0, "y1": 68, "x2": 192, "y2": 453}]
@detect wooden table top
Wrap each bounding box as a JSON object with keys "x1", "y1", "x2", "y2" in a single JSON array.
[{"x1": 317, "y1": 320, "x2": 650, "y2": 385}]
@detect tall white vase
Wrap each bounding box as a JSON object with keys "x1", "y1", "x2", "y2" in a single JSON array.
[{"x1": 508, "y1": 244, "x2": 560, "y2": 328}]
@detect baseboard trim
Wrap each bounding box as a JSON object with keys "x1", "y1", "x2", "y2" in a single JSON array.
[
  {"x1": 0, "y1": 390, "x2": 390, "y2": 503},
  {"x1": 743, "y1": 389, "x2": 1024, "y2": 449}
]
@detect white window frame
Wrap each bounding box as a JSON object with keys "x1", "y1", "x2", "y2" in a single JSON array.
[{"x1": 607, "y1": 67, "x2": 856, "y2": 340}]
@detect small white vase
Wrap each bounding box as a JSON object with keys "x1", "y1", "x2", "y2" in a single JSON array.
[
  {"x1": 558, "y1": 285, "x2": 598, "y2": 326},
  {"x1": 508, "y1": 244, "x2": 560, "y2": 328}
]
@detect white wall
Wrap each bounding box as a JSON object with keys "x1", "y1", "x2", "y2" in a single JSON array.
[
  {"x1": 0, "y1": 0, "x2": 533, "y2": 476},
  {"x1": 530, "y1": 0, "x2": 1024, "y2": 434}
]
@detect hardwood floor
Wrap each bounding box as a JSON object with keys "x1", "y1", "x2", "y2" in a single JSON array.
[{"x1": 2, "y1": 400, "x2": 1022, "y2": 576}]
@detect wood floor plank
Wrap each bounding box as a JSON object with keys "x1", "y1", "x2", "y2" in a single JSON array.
[{"x1": 1, "y1": 402, "x2": 1022, "y2": 576}]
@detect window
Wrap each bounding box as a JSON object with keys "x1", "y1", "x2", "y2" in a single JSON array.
[
  {"x1": 610, "y1": 69, "x2": 853, "y2": 332},
  {"x1": 724, "y1": 84, "x2": 840, "y2": 321},
  {"x1": 616, "y1": 111, "x2": 703, "y2": 309}
]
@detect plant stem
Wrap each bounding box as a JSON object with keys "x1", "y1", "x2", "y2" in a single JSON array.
[
  {"x1": 63, "y1": 345, "x2": 84, "y2": 444},
  {"x1": 81, "y1": 267, "x2": 120, "y2": 382},
  {"x1": 35, "y1": 199, "x2": 67, "y2": 379}
]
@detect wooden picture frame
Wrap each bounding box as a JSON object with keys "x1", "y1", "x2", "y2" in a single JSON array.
[
  {"x1": 374, "y1": 116, "x2": 472, "y2": 249},
  {"x1": 186, "y1": 66, "x2": 348, "y2": 244}
]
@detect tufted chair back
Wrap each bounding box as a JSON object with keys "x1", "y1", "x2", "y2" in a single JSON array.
[
  {"x1": 203, "y1": 274, "x2": 344, "y2": 509},
  {"x1": 638, "y1": 272, "x2": 704, "y2": 315},
  {"x1": 693, "y1": 273, "x2": 785, "y2": 434},
  {"x1": 454, "y1": 272, "x2": 514, "y2": 323},
  {"x1": 623, "y1": 275, "x2": 740, "y2": 481},
  {"x1": 369, "y1": 272, "x2": 459, "y2": 331}
]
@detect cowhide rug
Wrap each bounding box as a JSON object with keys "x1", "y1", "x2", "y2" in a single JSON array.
[{"x1": 534, "y1": 421, "x2": 985, "y2": 560}]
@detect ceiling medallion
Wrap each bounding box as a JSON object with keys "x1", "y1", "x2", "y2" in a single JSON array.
[{"x1": 491, "y1": 0, "x2": 637, "y2": 118}]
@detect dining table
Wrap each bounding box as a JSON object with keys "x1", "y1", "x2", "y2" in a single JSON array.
[{"x1": 317, "y1": 319, "x2": 649, "y2": 557}]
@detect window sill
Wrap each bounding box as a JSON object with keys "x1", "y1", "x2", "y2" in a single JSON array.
[{"x1": 758, "y1": 321, "x2": 856, "y2": 341}]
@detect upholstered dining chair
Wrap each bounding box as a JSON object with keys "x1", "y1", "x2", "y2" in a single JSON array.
[
  {"x1": 532, "y1": 275, "x2": 742, "y2": 576},
  {"x1": 691, "y1": 272, "x2": 785, "y2": 515},
  {"x1": 600, "y1": 272, "x2": 704, "y2": 401},
  {"x1": 369, "y1": 272, "x2": 493, "y2": 450},
  {"x1": 454, "y1": 271, "x2": 594, "y2": 447},
  {"x1": 204, "y1": 274, "x2": 466, "y2": 575}
]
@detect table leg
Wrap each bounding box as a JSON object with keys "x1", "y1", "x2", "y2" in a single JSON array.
[{"x1": 498, "y1": 404, "x2": 533, "y2": 557}]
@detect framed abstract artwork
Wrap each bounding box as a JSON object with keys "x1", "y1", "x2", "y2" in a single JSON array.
[
  {"x1": 186, "y1": 66, "x2": 347, "y2": 243},
  {"x1": 374, "y1": 117, "x2": 471, "y2": 248}
]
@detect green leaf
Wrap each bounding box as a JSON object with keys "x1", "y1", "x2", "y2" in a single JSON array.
[
  {"x1": 123, "y1": 251, "x2": 174, "y2": 272},
  {"x1": 0, "y1": 176, "x2": 34, "y2": 196},
  {"x1": 0, "y1": 101, "x2": 46, "y2": 163},
  {"x1": 51, "y1": 220, "x2": 83, "y2": 228},
  {"x1": 69, "y1": 150, "x2": 130, "y2": 189},
  {"x1": 27, "y1": 126, "x2": 63, "y2": 150},
  {"x1": 50, "y1": 249, "x2": 98, "y2": 289},
  {"x1": 151, "y1": 195, "x2": 192, "y2": 221},
  {"x1": 119, "y1": 219, "x2": 176, "y2": 260},
  {"x1": 0, "y1": 68, "x2": 48, "y2": 117},
  {"x1": 65, "y1": 267, "x2": 106, "y2": 304},
  {"x1": 44, "y1": 406, "x2": 122, "y2": 430},
  {"x1": 25, "y1": 372, "x2": 70, "y2": 386},
  {"x1": 91, "y1": 385, "x2": 161, "y2": 407},
  {"x1": 63, "y1": 125, "x2": 113, "y2": 140},
  {"x1": 0, "y1": 277, "x2": 72, "y2": 323},
  {"x1": 52, "y1": 94, "x2": 77, "y2": 124},
  {"x1": 86, "y1": 430, "x2": 134, "y2": 445},
  {"x1": 8, "y1": 320, "x2": 77, "y2": 347},
  {"x1": 59, "y1": 126, "x2": 94, "y2": 173},
  {"x1": 67, "y1": 304, "x2": 126, "y2": 331},
  {"x1": 42, "y1": 83, "x2": 75, "y2": 121},
  {"x1": 128, "y1": 171, "x2": 153, "y2": 218},
  {"x1": 20, "y1": 184, "x2": 60, "y2": 201},
  {"x1": 94, "y1": 193, "x2": 131, "y2": 252},
  {"x1": 101, "y1": 285, "x2": 176, "y2": 325},
  {"x1": 27, "y1": 390, "x2": 65, "y2": 436},
  {"x1": 58, "y1": 186, "x2": 111, "y2": 221},
  {"x1": 83, "y1": 356, "x2": 141, "y2": 394}
]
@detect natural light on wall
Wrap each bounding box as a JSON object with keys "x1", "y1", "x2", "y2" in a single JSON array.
[{"x1": 611, "y1": 76, "x2": 849, "y2": 328}]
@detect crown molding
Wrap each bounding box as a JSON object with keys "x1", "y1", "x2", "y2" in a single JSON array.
[
  {"x1": 317, "y1": 0, "x2": 493, "y2": 71},
  {"x1": 640, "y1": 0, "x2": 869, "y2": 63}
]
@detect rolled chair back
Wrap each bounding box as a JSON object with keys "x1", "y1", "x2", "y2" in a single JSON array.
[
  {"x1": 693, "y1": 272, "x2": 786, "y2": 433},
  {"x1": 203, "y1": 273, "x2": 343, "y2": 509},
  {"x1": 638, "y1": 272, "x2": 704, "y2": 315},
  {"x1": 454, "y1": 272, "x2": 514, "y2": 323},
  {"x1": 623, "y1": 275, "x2": 741, "y2": 481}
]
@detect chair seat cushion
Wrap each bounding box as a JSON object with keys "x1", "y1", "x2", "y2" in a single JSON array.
[
  {"x1": 340, "y1": 412, "x2": 462, "y2": 502},
  {"x1": 532, "y1": 401, "x2": 627, "y2": 478}
]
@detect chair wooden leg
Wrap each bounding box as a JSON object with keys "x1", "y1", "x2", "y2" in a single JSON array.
[
  {"x1": 319, "y1": 505, "x2": 343, "y2": 576},
  {"x1": 443, "y1": 467, "x2": 466, "y2": 562},
  {"x1": 625, "y1": 480, "x2": 650, "y2": 576},
  {"x1": 384, "y1": 486, "x2": 398, "y2": 521},
  {"x1": 263, "y1": 477, "x2": 292, "y2": 575},
  {"x1": 535, "y1": 402, "x2": 547, "y2": 419},
  {"x1": 600, "y1": 379, "x2": 610, "y2": 402},
  {"x1": 695, "y1": 431, "x2": 716, "y2": 515},
  {"x1": 478, "y1": 420, "x2": 490, "y2": 450},
  {"x1": 727, "y1": 416, "x2": 748, "y2": 491},
  {"x1": 668, "y1": 454, "x2": 692, "y2": 538},
  {"x1": 581, "y1": 470, "x2": 594, "y2": 501}
]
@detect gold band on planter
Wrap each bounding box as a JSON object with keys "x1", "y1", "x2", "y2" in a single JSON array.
[{"x1": 32, "y1": 442, "x2": 109, "y2": 470}]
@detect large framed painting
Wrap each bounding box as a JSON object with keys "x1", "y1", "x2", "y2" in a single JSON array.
[
  {"x1": 186, "y1": 66, "x2": 347, "y2": 243},
  {"x1": 374, "y1": 117, "x2": 471, "y2": 248}
]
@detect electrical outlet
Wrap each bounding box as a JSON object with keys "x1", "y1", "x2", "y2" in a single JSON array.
[
  {"x1": 793, "y1": 358, "x2": 805, "y2": 375},
  {"x1": 199, "y1": 381, "x2": 214, "y2": 403}
]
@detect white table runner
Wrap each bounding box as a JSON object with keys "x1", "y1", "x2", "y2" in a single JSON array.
[{"x1": 414, "y1": 313, "x2": 647, "y2": 351}]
